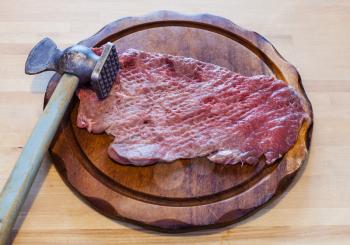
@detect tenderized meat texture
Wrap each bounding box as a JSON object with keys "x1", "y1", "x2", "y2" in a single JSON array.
[{"x1": 77, "y1": 48, "x2": 309, "y2": 166}]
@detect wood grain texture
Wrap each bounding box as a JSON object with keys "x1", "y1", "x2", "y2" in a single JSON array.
[
  {"x1": 1, "y1": 0, "x2": 350, "y2": 244},
  {"x1": 44, "y1": 10, "x2": 312, "y2": 232}
]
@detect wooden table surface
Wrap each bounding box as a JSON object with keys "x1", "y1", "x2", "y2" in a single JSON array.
[{"x1": 0, "y1": 0, "x2": 349, "y2": 244}]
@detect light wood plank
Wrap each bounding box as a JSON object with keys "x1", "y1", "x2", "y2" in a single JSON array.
[{"x1": 0, "y1": 0, "x2": 349, "y2": 244}]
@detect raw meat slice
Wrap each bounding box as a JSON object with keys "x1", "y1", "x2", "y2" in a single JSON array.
[{"x1": 77, "y1": 48, "x2": 309, "y2": 166}]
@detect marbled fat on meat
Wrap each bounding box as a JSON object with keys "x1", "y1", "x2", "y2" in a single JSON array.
[{"x1": 77, "y1": 49, "x2": 308, "y2": 166}]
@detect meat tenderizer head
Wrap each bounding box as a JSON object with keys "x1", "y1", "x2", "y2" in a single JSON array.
[{"x1": 25, "y1": 37, "x2": 119, "y2": 99}]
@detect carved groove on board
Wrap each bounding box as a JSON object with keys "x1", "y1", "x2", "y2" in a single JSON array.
[
  {"x1": 83, "y1": 20, "x2": 286, "y2": 81},
  {"x1": 72, "y1": 124, "x2": 279, "y2": 206}
]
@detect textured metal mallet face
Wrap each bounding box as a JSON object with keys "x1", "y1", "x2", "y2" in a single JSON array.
[
  {"x1": 25, "y1": 38, "x2": 119, "y2": 100},
  {"x1": 91, "y1": 43, "x2": 119, "y2": 99}
]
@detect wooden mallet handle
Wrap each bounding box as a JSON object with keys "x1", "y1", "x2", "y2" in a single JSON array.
[{"x1": 0, "y1": 74, "x2": 79, "y2": 244}]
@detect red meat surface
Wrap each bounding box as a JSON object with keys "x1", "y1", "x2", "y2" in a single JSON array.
[{"x1": 77, "y1": 49, "x2": 308, "y2": 166}]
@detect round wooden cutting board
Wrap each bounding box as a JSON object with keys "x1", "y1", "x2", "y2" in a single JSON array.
[{"x1": 45, "y1": 11, "x2": 313, "y2": 232}]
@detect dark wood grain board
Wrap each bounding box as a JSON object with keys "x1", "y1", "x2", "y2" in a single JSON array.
[{"x1": 45, "y1": 11, "x2": 313, "y2": 232}]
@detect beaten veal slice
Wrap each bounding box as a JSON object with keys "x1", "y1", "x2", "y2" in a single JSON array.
[{"x1": 77, "y1": 49, "x2": 309, "y2": 166}]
